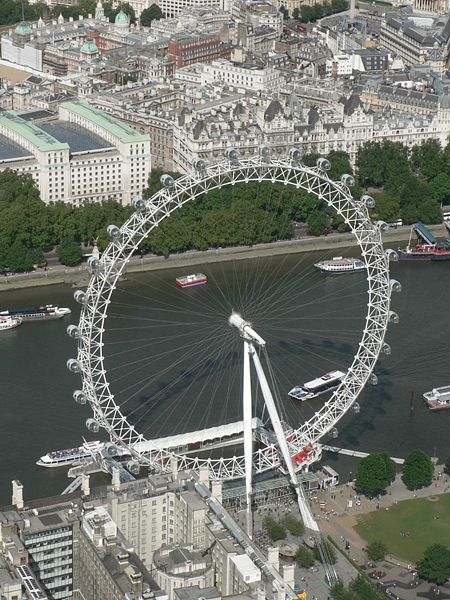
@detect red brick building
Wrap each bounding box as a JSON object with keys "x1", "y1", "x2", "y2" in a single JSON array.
[{"x1": 168, "y1": 33, "x2": 231, "y2": 70}]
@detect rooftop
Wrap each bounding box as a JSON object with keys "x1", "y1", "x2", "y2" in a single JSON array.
[
  {"x1": 40, "y1": 121, "x2": 113, "y2": 153},
  {"x1": 61, "y1": 100, "x2": 149, "y2": 143},
  {"x1": 0, "y1": 112, "x2": 68, "y2": 152},
  {"x1": 0, "y1": 134, "x2": 33, "y2": 162}
]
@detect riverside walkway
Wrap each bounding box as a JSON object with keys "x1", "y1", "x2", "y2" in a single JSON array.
[{"x1": 322, "y1": 445, "x2": 405, "y2": 464}]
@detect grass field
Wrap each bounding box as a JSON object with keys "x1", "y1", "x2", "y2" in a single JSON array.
[{"x1": 354, "y1": 493, "x2": 450, "y2": 562}]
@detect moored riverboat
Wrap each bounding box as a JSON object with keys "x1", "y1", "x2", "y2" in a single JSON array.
[
  {"x1": 423, "y1": 386, "x2": 450, "y2": 410},
  {"x1": 0, "y1": 305, "x2": 71, "y2": 321},
  {"x1": 176, "y1": 273, "x2": 208, "y2": 288}
]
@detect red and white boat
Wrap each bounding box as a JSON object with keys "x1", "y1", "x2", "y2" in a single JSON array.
[
  {"x1": 0, "y1": 316, "x2": 22, "y2": 331},
  {"x1": 176, "y1": 273, "x2": 208, "y2": 288}
]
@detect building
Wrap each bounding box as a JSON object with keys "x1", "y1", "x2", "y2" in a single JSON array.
[
  {"x1": 380, "y1": 13, "x2": 450, "y2": 70},
  {"x1": 158, "y1": 0, "x2": 229, "y2": 18},
  {"x1": 168, "y1": 34, "x2": 231, "y2": 70},
  {"x1": 0, "y1": 100, "x2": 151, "y2": 205},
  {"x1": 152, "y1": 545, "x2": 214, "y2": 600},
  {"x1": 201, "y1": 60, "x2": 283, "y2": 91}
]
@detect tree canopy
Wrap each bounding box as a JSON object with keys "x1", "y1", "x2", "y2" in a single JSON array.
[
  {"x1": 402, "y1": 449, "x2": 434, "y2": 490},
  {"x1": 355, "y1": 452, "x2": 396, "y2": 497},
  {"x1": 263, "y1": 516, "x2": 285, "y2": 542},
  {"x1": 140, "y1": 3, "x2": 163, "y2": 26},
  {"x1": 57, "y1": 238, "x2": 83, "y2": 266},
  {"x1": 331, "y1": 575, "x2": 386, "y2": 600},
  {"x1": 356, "y1": 140, "x2": 410, "y2": 188},
  {"x1": 418, "y1": 544, "x2": 450, "y2": 585},
  {"x1": 0, "y1": 0, "x2": 44, "y2": 25},
  {"x1": 366, "y1": 540, "x2": 387, "y2": 562},
  {"x1": 444, "y1": 457, "x2": 450, "y2": 476},
  {"x1": 104, "y1": 1, "x2": 136, "y2": 23},
  {"x1": 295, "y1": 545, "x2": 315, "y2": 567},
  {"x1": 299, "y1": 0, "x2": 347, "y2": 22},
  {"x1": 283, "y1": 514, "x2": 304, "y2": 536}
]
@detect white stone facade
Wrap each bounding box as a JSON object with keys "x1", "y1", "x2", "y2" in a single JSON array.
[
  {"x1": 0, "y1": 100, "x2": 151, "y2": 205},
  {"x1": 201, "y1": 60, "x2": 283, "y2": 91}
]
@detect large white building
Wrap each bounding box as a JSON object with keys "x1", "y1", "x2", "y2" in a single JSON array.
[
  {"x1": 201, "y1": 60, "x2": 283, "y2": 91},
  {"x1": 0, "y1": 100, "x2": 151, "y2": 205}
]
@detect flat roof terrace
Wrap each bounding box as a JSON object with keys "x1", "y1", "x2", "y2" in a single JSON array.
[
  {"x1": 0, "y1": 112, "x2": 68, "y2": 152},
  {"x1": 61, "y1": 100, "x2": 150, "y2": 144},
  {"x1": 40, "y1": 121, "x2": 114, "y2": 154},
  {"x1": 0, "y1": 133, "x2": 33, "y2": 163}
]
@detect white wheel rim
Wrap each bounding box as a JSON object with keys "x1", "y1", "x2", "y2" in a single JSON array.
[{"x1": 74, "y1": 156, "x2": 392, "y2": 480}]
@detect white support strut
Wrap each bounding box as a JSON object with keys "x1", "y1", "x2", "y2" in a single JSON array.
[
  {"x1": 251, "y1": 346, "x2": 319, "y2": 532},
  {"x1": 243, "y1": 340, "x2": 253, "y2": 539}
]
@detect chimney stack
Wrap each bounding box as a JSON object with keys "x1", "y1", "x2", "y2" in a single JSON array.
[
  {"x1": 112, "y1": 467, "x2": 121, "y2": 491},
  {"x1": 12, "y1": 480, "x2": 24, "y2": 510},
  {"x1": 81, "y1": 474, "x2": 90, "y2": 496}
]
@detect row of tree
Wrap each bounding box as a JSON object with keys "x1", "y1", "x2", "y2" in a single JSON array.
[
  {"x1": 0, "y1": 171, "x2": 133, "y2": 272},
  {"x1": 51, "y1": 0, "x2": 163, "y2": 26},
  {"x1": 331, "y1": 575, "x2": 386, "y2": 600},
  {"x1": 356, "y1": 139, "x2": 449, "y2": 224},
  {"x1": 292, "y1": 0, "x2": 348, "y2": 23},
  {"x1": 52, "y1": 0, "x2": 137, "y2": 24},
  {"x1": 355, "y1": 449, "x2": 434, "y2": 497},
  {"x1": 1, "y1": 136, "x2": 449, "y2": 272},
  {"x1": 0, "y1": 0, "x2": 44, "y2": 25},
  {"x1": 364, "y1": 540, "x2": 450, "y2": 586},
  {"x1": 0, "y1": 0, "x2": 164, "y2": 28},
  {"x1": 262, "y1": 514, "x2": 304, "y2": 541}
]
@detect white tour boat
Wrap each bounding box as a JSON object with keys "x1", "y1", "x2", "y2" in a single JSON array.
[
  {"x1": 0, "y1": 316, "x2": 22, "y2": 331},
  {"x1": 314, "y1": 257, "x2": 365, "y2": 274},
  {"x1": 288, "y1": 370, "x2": 346, "y2": 401},
  {"x1": 36, "y1": 440, "x2": 102, "y2": 468}
]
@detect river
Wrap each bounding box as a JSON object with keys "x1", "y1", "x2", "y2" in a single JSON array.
[{"x1": 0, "y1": 249, "x2": 449, "y2": 505}]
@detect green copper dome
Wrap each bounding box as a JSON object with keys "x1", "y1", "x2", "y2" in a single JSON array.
[
  {"x1": 80, "y1": 41, "x2": 98, "y2": 53},
  {"x1": 15, "y1": 22, "x2": 32, "y2": 34},
  {"x1": 115, "y1": 9, "x2": 129, "y2": 24}
]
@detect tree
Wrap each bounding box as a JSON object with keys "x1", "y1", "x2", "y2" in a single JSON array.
[
  {"x1": 279, "y1": 4, "x2": 288, "y2": 18},
  {"x1": 355, "y1": 453, "x2": 395, "y2": 497},
  {"x1": 5, "y1": 241, "x2": 35, "y2": 273},
  {"x1": 295, "y1": 545, "x2": 315, "y2": 568},
  {"x1": 410, "y1": 140, "x2": 447, "y2": 181},
  {"x1": 366, "y1": 540, "x2": 387, "y2": 562},
  {"x1": 0, "y1": 0, "x2": 44, "y2": 25},
  {"x1": 104, "y1": 1, "x2": 136, "y2": 23},
  {"x1": 332, "y1": 576, "x2": 386, "y2": 600},
  {"x1": 313, "y1": 539, "x2": 337, "y2": 564},
  {"x1": 379, "y1": 451, "x2": 396, "y2": 484},
  {"x1": 263, "y1": 517, "x2": 285, "y2": 542},
  {"x1": 327, "y1": 150, "x2": 353, "y2": 180},
  {"x1": 292, "y1": 7, "x2": 300, "y2": 19},
  {"x1": 356, "y1": 141, "x2": 410, "y2": 188},
  {"x1": 444, "y1": 457, "x2": 450, "y2": 476},
  {"x1": 57, "y1": 238, "x2": 82, "y2": 266},
  {"x1": 140, "y1": 3, "x2": 163, "y2": 26},
  {"x1": 430, "y1": 173, "x2": 450, "y2": 205},
  {"x1": 331, "y1": 581, "x2": 355, "y2": 600},
  {"x1": 351, "y1": 575, "x2": 386, "y2": 599},
  {"x1": 402, "y1": 449, "x2": 434, "y2": 490},
  {"x1": 283, "y1": 514, "x2": 304, "y2": 536},
  {"x1": 373, "y1": 192, "x2": 401, "y2": 223},
  {"x1": 307, "y1": 209, "x2": 330, "y2": 235},
  {"x1": 418, "y1": 544, "x2": 450, "y2": 585}
]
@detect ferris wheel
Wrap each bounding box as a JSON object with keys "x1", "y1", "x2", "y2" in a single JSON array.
[{"x1": 67, "y1": 148, "x2": 400, "y2": 491}]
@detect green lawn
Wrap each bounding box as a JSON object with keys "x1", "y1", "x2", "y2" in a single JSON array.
[{"x1": 354, "y1": 493, "x2": 450, "y2": 562}]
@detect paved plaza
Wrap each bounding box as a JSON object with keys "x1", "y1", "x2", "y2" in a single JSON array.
[{"x1": 227, "y1": 465, "x2": 450, "y2": 599}]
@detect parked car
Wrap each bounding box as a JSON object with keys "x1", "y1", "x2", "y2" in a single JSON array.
[{"x1": 370, "y1": 570, "x2": 386, "y2": 580}]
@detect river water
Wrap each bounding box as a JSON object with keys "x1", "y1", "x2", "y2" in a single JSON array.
[{"x1": 0, "y1": 250, "x2": 449, "y2": 506}]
